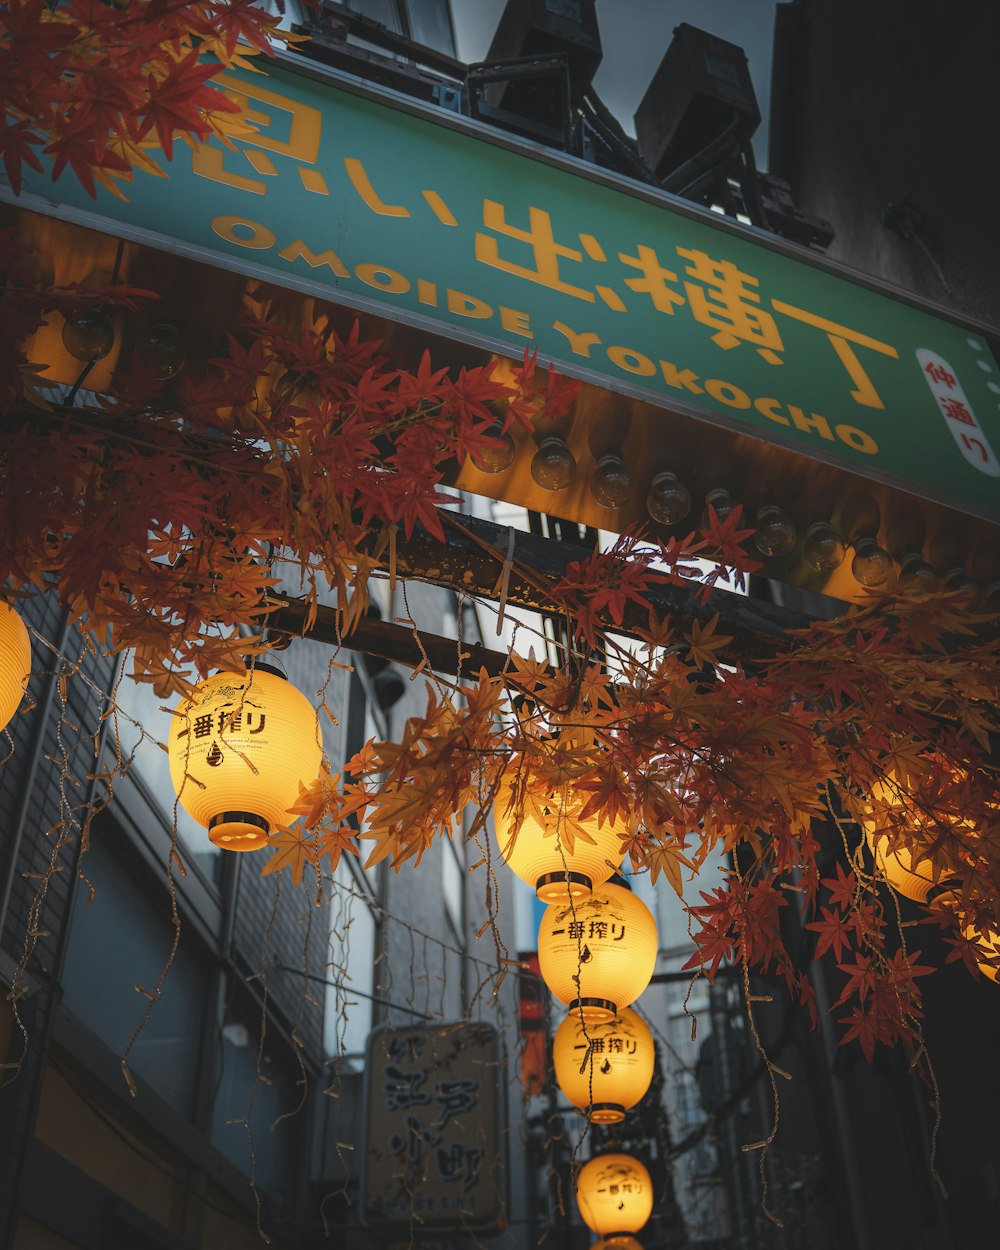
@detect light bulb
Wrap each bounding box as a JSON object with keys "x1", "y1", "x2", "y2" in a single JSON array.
[
  {"x1": 61, "y1": 309, "x2": 115, "y2": 362},
  {"x1": 138, "y1": 322, "x2": 186, "y2": 380},
  {"x1": 700, "y1": 487, "x2": 736, "y2": 529},
  {"x1": 803, "y1": 521, "x2": 846, "y2": 573},
  {"x1": 754, "y1": 505, "x2": 797, "y2": 557},
  {"x1": 531, "y1": 437, "x2": 576, "y2": 490},
  {"x1": 851, "y1": 537, "x2": 892, "y2": 587},
  {"x1": 898, "y1": 553, "x2": 938, "y2": 590},
  {"x1": 469, "y1": 423, "x2": 516, "y2": 473},
  {"x1": 646, "y1": 471, "x2": 690, "y2": 525},
  {"x1": 590, "y1": 455, "x2": 632, "y2": 509},
  {"x1": 944, "y1": 566, "x2": 976, "y2": 595}
]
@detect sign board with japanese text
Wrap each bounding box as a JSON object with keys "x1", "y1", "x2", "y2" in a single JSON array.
[
  {"x1": 12, "y1": 53, "x2": 1000, "y2": 521},
  {"x1": 362, "y1": 1023, "x2": 506, "y2": 1232}
]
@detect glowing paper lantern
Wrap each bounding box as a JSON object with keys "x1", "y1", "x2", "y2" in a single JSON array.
[
  {"x1": 591, "y1": 1239, "x2": 644, "y2": 1250},
  {"x1": 938, "y1": 894, "x2": 1000, "y2": 985},
  {"x1": 964, "y1": 921, "x2": 1000, "y2": 984},
  {"x1": 494, "y1": 767, "x2": 624, "y2": 902},
  {"x1": 864, "y1": 776, "x2": 957, "y2": 903},
  {"x1": 538, "y1": 881, "x2": 657, "y2": 1021},
  {"x1": 0, "y1": 602, "x2": 31, "y2": 733},
  {"x1": 553, "y1": 1006, "x2": 654, "y2": 1123},
  {"x1": 867, "y1": 831, "x2": 945, "y2": 902},
  {"x1": 168, "y1": 667, "x2": 321, "y2": 852},
  {"x1": 576, "y1": 1153, "x2": 653, "y2": 1238}
]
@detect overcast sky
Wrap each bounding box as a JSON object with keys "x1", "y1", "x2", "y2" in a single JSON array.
[{"x1": 450, "y1": 0, "x2": 778, "y2": 159}]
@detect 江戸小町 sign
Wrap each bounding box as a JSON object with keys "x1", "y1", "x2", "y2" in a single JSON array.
[
  {"x1": 14, "y1": 54, "x2": 1000, "y2": 519},
  {"x1": 362, "y1": 1023, "x2": 505, "y2": 1232}
]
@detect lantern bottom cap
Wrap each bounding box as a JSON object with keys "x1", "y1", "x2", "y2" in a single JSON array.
[
  {"x1": 587, "y1": 1102, "x2": 625, "y2": 1124},
  {"x1": 535, "y1": 870, "x2": 593, "y2": 903},
  {"x1": 568, "y1": 996, "x2": 618, "y2": 1022},
  {"x1": 208, "y1": 811, "x2": 270, "y2": 852}
]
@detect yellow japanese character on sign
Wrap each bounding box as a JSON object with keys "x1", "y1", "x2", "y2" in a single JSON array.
[
  {"x1": 475, "y1": 202, "x2": 596, "y2": 301},
  {"x1": 618, "y1": 244, "x2": 686, "y2": 315},
  {"x1": 677, "y1": 247, "x2": 784, "y2": 364},
  {"x1": 190, "y1": 73, "x2": 328, "y2": 197},
  {"x1": 771, "y1": 301, "x2": 899, "y2": 409}
]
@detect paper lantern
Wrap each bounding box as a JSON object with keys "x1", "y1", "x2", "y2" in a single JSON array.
[
  {"x1": 576, "y1": 1153, "x2": 653, "y2": 1238},
  {"x1": 553, "y1": 1006, "x2": 654, "y2": 1123},
  {"x1": 964, "y1": 921, "x2": 1000, "y2": 984},
  {"x1": 538, "y1": 882, "x2": 657, "y2": 1021},
  {"x1": 495, "y1": 766, "x2": 624, "y2": 902},
  {"x1": 965, "y1": 920, "x2": 995, "y2": 985},
  {"x1": 168, "y1": 667, "x2": 321, "y2": 851},
  {"x1": 0, "y1": 602, "x2": 31, "y2": 734},
  {"x1": 944, "y1": 895, "x2": 1000, "y2": 985},
  {"x1": 864, "y1": 776, "x2": 956, "y2": 903},
  {"x1": 591, "y1": 1239, "x2": 644, "y2": 1250},
  {"x1": 867, "y1": 832, "x2": 946, "y2": 902}
]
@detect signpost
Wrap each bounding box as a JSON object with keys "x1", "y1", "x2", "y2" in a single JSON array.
[{"x1": 362, "y1": 1023, "x2": 506, "y2": 1233}]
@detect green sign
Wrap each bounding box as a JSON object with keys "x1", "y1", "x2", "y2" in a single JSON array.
[{"x1": 16, "y1": 55, "x2": 1000, "y2": 518}]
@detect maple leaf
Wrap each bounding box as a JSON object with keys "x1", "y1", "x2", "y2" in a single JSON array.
[
  {"x1": 261, "y1": 825, "x2": 318, "y2": 888},
  {"x1": 806, "y1": 906, "x2": 854, "y2": 961},
  {"x1": 838, "y1": 1005, "x2": 884, "y2": 1062},
  {"x1": 0, "y1": 116, "x2": 45, "y2": 195},
  {"x1": 139, "y1": 52, "x2": 236, "y2": 158},
  {"x1": 315, "y1": 824, "x2": 360, "y2": 872},
  {"x1": 684, "y1": 614, "x2": 733, "y2": 669},
  {"x1": 645, "y1": 841, "x2": 692, "y2": 897},
  {"x1": 823, "y1": 862, "x2": 858, "y2": 912}
]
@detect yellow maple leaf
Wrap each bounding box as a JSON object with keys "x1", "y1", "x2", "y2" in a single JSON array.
[
  {"x1": 684, "y1": 614, "x2": 733, "y2": 669},
  {"x1": 261, "y1": 825, "x2": 317, "y2": 887}
]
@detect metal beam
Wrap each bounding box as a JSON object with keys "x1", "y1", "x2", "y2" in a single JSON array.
[{"x1": 267, "y1": 511, "x2": 815, "y2": 678}]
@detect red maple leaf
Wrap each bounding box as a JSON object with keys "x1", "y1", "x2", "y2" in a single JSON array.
[
  {"x1": 823, "y1": 862, "x2": 858, "y2": 912},
  {"x1": 0, "y1": 117, "x2": 44, "y2": 194},
  {"x1": 806, "y1": 905, "x2": 854, "y2": 961}
]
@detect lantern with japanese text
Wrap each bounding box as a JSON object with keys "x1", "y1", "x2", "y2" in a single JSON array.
[
  {"x1": 538, "y1": 881, "x2": 657, "y2": 1021},
  {"x1": 553, "y1": 1006, "x2": 654, "y2": 1123},
  {"x1": 494, "y1": 765, "x2": 624, "y2": 902},
  {"x1": 0, "y1": 602, "x2": 31, "y2": 734},
  {"x1": 576, "y1": 1153, "x2": 653, "y2": 1238},
  {"x1": 168, "y1": 666, "x2": 321, "y2": 852}
]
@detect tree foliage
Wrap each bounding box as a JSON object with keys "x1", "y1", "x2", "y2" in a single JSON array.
[{"x1": 2, "y1": 3, "x2": 999, "y2": 1073}]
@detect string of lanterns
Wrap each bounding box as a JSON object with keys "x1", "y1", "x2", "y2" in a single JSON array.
[{"x1": 493, "y1": 757, "x2": 659, "y2": 1248}]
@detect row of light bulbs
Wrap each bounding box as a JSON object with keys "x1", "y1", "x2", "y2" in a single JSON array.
[
  {"x1": 59, "y1": 318, "x2": 996, "y2": 602},
  {"x1": 470, "y1": 434, "x2": 999, "y2": 599},
  {"x1": 61, "y1": 308, "x2": 187, "y2": 380}
]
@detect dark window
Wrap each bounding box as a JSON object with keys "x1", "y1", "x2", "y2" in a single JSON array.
[
  {"x1": 61, "y1": 836, "x2": 209, "y2": 1118},
  {"x1": 209, "y1": 1005, "x2": 297, "y2": 1199},
  {"x1": 405, "y1": 0, "x2": 456, "y2": 56}
]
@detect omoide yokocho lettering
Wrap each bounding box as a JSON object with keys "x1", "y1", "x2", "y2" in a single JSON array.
[{"x1": 211, "y1": 212, "x2": 883, "y2": 459}]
